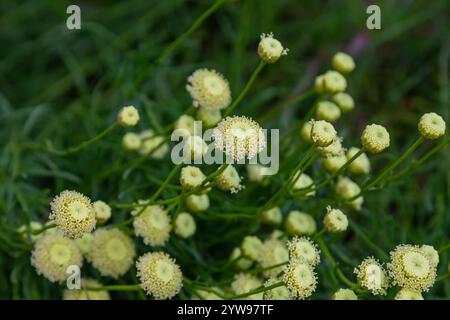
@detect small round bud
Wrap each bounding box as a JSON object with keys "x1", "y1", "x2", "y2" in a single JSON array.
[
  {"x1": 361, "y1": 124, "x2": 390, "y2": 154},
  {"x1": 118, "y1": 106, "x2": 139, "y2": 127},
  {"x1": 314, "y1": 74, "x2": 325, "y2": 94},
  {"x1": 257, "y1": 32, "x2": 288, "y2": 64},
  {"x1": 174, "y1": 212, "x2": 196, "y2": 238},
  {"x1": 215, "y1": 165, "x2": 243, "y2": 193},
  {"x1": 300, "y1": 121, "x2": 313, "y2": 143},
  {"x1": 93, "y1": 200, "x2": 111, "y2": 224},
  {"x1": 323, "y1": 207, "x2": 348, "y2": 232},
  {"x1": 395, "y1": 288, "x2": 424, "y2": 300},
  {"x1": 180, "y1": 166, "x2": 206, "y2": 190},
  {"x1": 331, "y1": 52, "x2": 355, "y2": 74},
  {"x1": 418, "y1": 112, "x2": 446, "y2": 139},
  {"x1": 186, "y1": 68, "x2": 231, "y2": 110},
  {"x1": 185, "y1": 194, "x2": 210, "y2": 212},
  {"x1": 316, "y1": 101, "x2": 341, "y2": 123},
  {"x1": 311, "y1": 120, "x2": 337, "y2": 147},
  {"x1": 323, "y1": 71, "x2": 347, "y2": 94},
  {"x1": 139, "y1": 130, "x2": 169, "y2": 160},
  {"x1": 196, "y1": 107, "x2": 222, "y2": 127},
  {"x1": 346, "y1": 147, "x2": 370, "y2": 175},
  {"x1": 261, "y1": 207, "x2": 282, "y2": 225},
  {"x1": 332, "y1": 288, "x2": 358, "y2": 300},
  {"x1": 285, "y1": 211, "x2": 316, "y2": 236},
  {"x1": 246, "y1": 164, "x2": 269, "y2": 185},
  {"x1": 335, "y1": 176, "x2": 363, "y2": 210},
  {"x1": 241, "y1": 236, "x2": 263, "y2": 261},
  {"x1": 122, "y1": 132, "x2": 142, "y2": 151},
  {"x1": 175, "y1": 114, "x2": 195, "y2": 137},
  {"x1": 332, "y1": 92, "x2": 354, "y2": 113},
  {"x1": 230, "y1": 247, "x2": 253, "y2": 270},
  {"x1": 293, "y1": 173, "x2": 316, "y2": 197},
  {"x1": 322, "y1": 154, "x2": 347, "y2": 173}
]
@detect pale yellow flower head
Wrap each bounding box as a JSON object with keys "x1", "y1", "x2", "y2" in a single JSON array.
[
  {"x1": 174, "y1": 212, "x2": 196, "y2": 239},
  {"x1": 139, "y1": 130, "x2": 169, "y2": 159},
  {"x1": 285, "y1": 211, "x2": 317, "y2": 236},
  {"x1": 261, "y1": 207, "x2": 283, "y2": 225},
  {"x1": 287, "y1": 237, "x2": 320, "y2": 266},
  {"x1": 310, "y1": 120, "x2": 337, "y2": 147},
  {"x1": 241, "y1": 235, "x2": 263, "y2": 261},
  {"x1": 93, "y1": 200, "x2": 111, "y2": 224},
  {"x1": 31, "y1": 232, "x2": 83, "y2": 283},
  {"x1": 180, "y1": 166, "x2": 206, "y2": 190},
  {"x1": 332, "y1": 52, "x2": 356, "y2": 74},
  {"x1": 257, "y1": 32, "x2": 288, "y2": 63},
  {"x1": 257, "y1": 239, "x2": 289, "y2": 277},
  {"x1": 332, "y1": 288, "x2": 358, "y2": 300},
  {"x1": 323, "y1": 70, "x2": 347, "y2": 94},
  {"x1": 49, "y1": 190, "x2": 96, "y2": 239},
  {"x1": 333, "y1": 92, "x2": 354, "y2": 112},
  {"x1": 186, "y1": 68, "x2": 231, "y2": 110},
  {"x1": 63, "y1": 279, "x2": 110, "y2": 300},
  {"x1": 346, "y1": 147, "x2": 370, "y2": 175},
  {"x1": 174, "y1": 114, "x2": 196, "y2": 137},
  {"x1": 230, "y1": 247, "x2": 253, "y2": 271},
  {"x1": 185, "y1": 193, "x2": 210, "y2": 212},
  {"x1": 196, "y1": 107, "x2": 222, "y2": 127},
  {"x1": 354, "y1": 257, "x2": 389, "y2": 295},
  {"x1": 136, "y1": 251, "x2": 183, "y2": 300},
  {"x1": 300, "y1": 121, "x2": 313, "y2": 143},
  {"x1": 322, "y1": 154, "x2": 346, "y2": 173},
  {"x1": 361, "y1": 124, "x2": 390, "y2": 154},
  {"x1": 132, "y1": 204, "x2": 172, "y2": 246},
  {"x1": 263, "y1": 278, "x2": 291, "y2": 300},
  {"x1": 231, "y1": 273, "x2": 263, "y2": 300},
  {"x1": 283, "y1": 261, "x2": 317, "y2": 299},
  {"x1": 323, "y1": 207, "x2": 348, "y2": 233},
  {"x1": 335, "y1": 176, "x2": 363, "y2": 210},
  {"x1": 387, "y1": 244, "x2": 436, "y2": 292},
  {"x1": 418, "y1": 112, "x2": 446, "y2": 139},
  {"x1": 122, "y1": 132, "x2": 142, "y2": 151},
  {"x1": 316, "y1": 101, "x2": 341, "y2": 123},
  {"x1": 293, "y1": 173, "x2": 316, "y2": 197},
  {"x1": 214, "y1": 165, "x2": 244, "y2": 193},
  {"x1": 395, "y1": 288, "x2": 424, "y2": 300},
  {"x1": 90, "y1": 228, "x2": 135, "y2": 278},
  {"x1": 420, "y1": 245, "x2": 439, "y2": 268},
  {"x1": 317, "y1": 137, "x2": 344, "y2": 157},
  {"x1": 118, "y1": 106, "x2": 140, "y2": 127},
  {"x1": 213, "y1": 116, "x2": 266, "y2": 162}
]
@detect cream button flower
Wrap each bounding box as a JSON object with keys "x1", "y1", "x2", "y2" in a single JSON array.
[
  {"x1": 283, "y1": 261, "x2": 317, "y2": 300},
  {"x1": 332, "y1": 288, "x2": 358, "y2": 300},
  {"x1": 323, "y1": 207, "x2": 348, "y2": 232},
  {"x1": 122, "y1": 132, "x2": 142, "y2": 151},
  {"x1": 241, "y1": 235, "x2": 263, "y2": 261},
  {"x1": 261, "y1": 207, "x2": 282, "y2": 225},
  {"x1": 287, "y1": 237, "x2": 321, "y2": 266},
  {"x1": 354, "y1": 257, "x2": 389, "y2": 295},
  {"x1": 335, "y1": 176, "x2": 363, "y2": 210},
  {"x1": 93, "y1": 200, "x2": 111, "y2": 224},
  {"x1": 180, "y1": 166, "x2": 206, "y2": 190},
  {"x1": 257, "y1": 32, "x2": 288, "y2": 63},
  {"x1": 323, "y1": 70, "x2": 347, "y2": 94},
  {"x1": 316, "y1": 101, "x2": 341, "y2": 123},
  {"x1": 263, "y1": 278, "x2": 292, "y2": 300},
  {"x1": 257, "y1": 239, "x2": 289, "y2": 277},
  {"x1": 186, "y1": 68, "x2": 231, "y2": 110},
  {"x1": 196, "y1": 107, "x2": 222, "y2": 127},
  {"x1": 332, "y1": 92, "x2": 354, "y2": 112},
  {"x1": 395, "y1": 288, "x2": 424, "y2": 300},
  {"x1": 118, "y1": 106, "x2": 140, "y2": 127},
  {"x1": 230, "y1": 247, "x2": 253, "y2": 271},
  {"x1": 418, "y1": 112, "x2": 446, "y2": 139},
  {"x1": 331, "y1": 52, "x2": 356, "y2": 74},
  {"x1": 132, "y1": 204, "x2": 172, "y2": 247},
  {"x1": 215, "y1": 165, "x2": 243, "y2": 193},
  {"x1": 310, "y1": 120, "x2": 337, "y2": 147},
  {"x1": 293, "y1": 173, "x2": 316, "y2": 197},
  {"x1": 322, "y1": 154, "x2": 347, "y2": 173},
  {"x1": 174, "y1": 212, "x2": 196, "y2": 239},
  {"x1": 361, "y1": 124, "x2": 390, "y2": 154},
  {"x1": 285, "y1": 211, "x2": 317, "y2": 236},
  {"x1": 185, "y1": 193, "x2": 210, "y2": 212},
  {"x1": 346, "y1": 147, "x2": 370, "y2": 175},
  {"x1": 231, "y1": 273, "x2": 263, "y2": 300}
]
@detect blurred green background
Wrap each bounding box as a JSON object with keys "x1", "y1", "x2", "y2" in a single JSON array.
[{"x1": 0, "y1": 0, "x2": 449, "y2": 299}]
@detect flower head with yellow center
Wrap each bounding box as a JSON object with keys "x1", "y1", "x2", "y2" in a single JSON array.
[
  {"x1": 90, "y1": 228, "x2": 135, "y2": 278},
  {"x1": 31, "y1": 232, "x2": 83, "y2": 283},
  {"x1": 283, "y1": 261, "x2": 317, "y2": 299},
  {"x1": 132, "y1": 204, "x2": 172, "y2": 247},
  {"x1": 174, "y1": 212, "x2": 196, "y2": 239},
  {"x1": 287, "y1": 237, "x2": 320, "y2": 266},
  {"x1": 214, "y1": 165, "x2": 244, "y2": 193},
  {"x1": 285, "y1": 211, "x2": 317, "y2": 236},
  {"x1": 361, "y1": 124, "x2": 390, "y2": 154},
  {"x1": 418, "y1": 112, "x2": 446, "y2": 139},
  {"x1": 323, "y1": 207, "x2": 348, "y2": 233},
  {"x1": 212, "y1": 116, "x2": 266, "y2": 162},
  {"x1": 257, "y1": 32, "x2": 289, "y2": 64},
  {"x1": 137, "y1": 252, "x2": 183, "y2": 300},
  {"x1": 354, "y1": 257, "x2": 389, "y2": 295},
  {"x1": 186, "y1": 68, "x2": 231, "y2": 110},
  {"x1": 310, "y1": 120, "x2": 337, "y2": 147},
  {"x1": 118, "y1": 105, "x2": 140, "y2": 127},
  {"x1": 387, "y1": 244, "x2": 436, "y2": 292},
  {"x1": 93, "y1": 200, "x2": 111, "y2": 224},
  {"x1": 50, "y1": 190, "x2": 96, "y2": 239}
]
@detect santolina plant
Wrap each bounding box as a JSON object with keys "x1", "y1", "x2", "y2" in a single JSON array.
[{"x1": 12, "y1": 3, "x2": 448, "y2": 300}]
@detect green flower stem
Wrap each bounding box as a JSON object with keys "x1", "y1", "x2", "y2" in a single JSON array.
[
  {"x1": 436, "y1": 274, "x2": 450, "y2": 282},
  {"x1": 229, "y1": 281, "x2": 284, "y2": 300},
  {"x1": 349, "y1": 220, "x2": 389, "y2": 260},
  {"x1": 150, "y1": 163, "x2": 183, "y2": 202},
  {"x1": 132, "y1": 0, "x2": 226, "y2": 92},
  {"x1": 260, "y1": 145, "x2": 316, "y2": 211},
  {"x1": 32, "y1": 223, "x2": 56, "y2": 235},
  {"x1": 249, "y1": 261, "x2": 288, "y2": 275},
  {"x1": 312, "y1": 228, "x2": 326, "y2": 241},
  {"x1": 85, "y1": 284, "x2": 141, "y2": 292},
  {"x1": 46, "y1": 122, "x2": 119, "y2": 156},
  {"x1": 223, "y1": 61, "x2": 266, "y2": 117},
  {"x1": 348, "y1": 136, "x2": 425, "y2": 201},
  {"x1": 439, "y1": 243, "x2": 450, "y2": 253}
]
